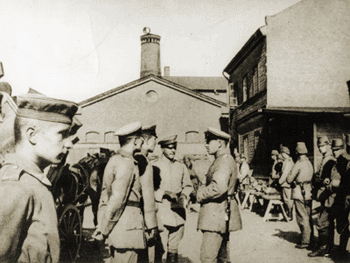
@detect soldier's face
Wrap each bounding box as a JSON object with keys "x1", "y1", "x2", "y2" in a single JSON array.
[
  {"x1": 318, "y1": 145, "x2": 327, "y2": 154},
  {"x1": 163, "y1": 144, "x2": 177, "y2": 160},
  {"x1": 271, "y1": 155, "x2": 277, "y2": 161},
  {"x1": 134, "y1": 136, "x2": 144, "y2": 152},
  {"x1": 333, "y1": 149, "x2": 342, "y2": 159},
  {"x1": 35, "y1": 122, "x2": 72, "y2": 166},
  {"x1": 146, "y1": 136, "x2": 157, "y2": 153},
  {"x1": 206, "y1": 139, "x2": 220, "y2": 155}
]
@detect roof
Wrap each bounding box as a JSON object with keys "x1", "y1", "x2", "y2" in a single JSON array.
[
  {"x1": 223, "y1": 27, "x2": 267, "y2": 75},
  {"x1": 79, "y1": 74, "x2": 227, "y2": 108},
  {"x1": 162, "y1": 76, "x2": 227, "y2": 91},
  {"x1": 259, "y1": 106, "x2": 350, "y2": 115}
]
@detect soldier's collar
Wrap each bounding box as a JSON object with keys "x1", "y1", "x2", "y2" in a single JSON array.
[
  {"x1": 4, "y1": 154, "x2": 52, "y2": 186},
  {"x1": 161, "y1": 154, "x2": 176, "y2": 163},
  {"x1": 117, "y1": 149, "x2": 137, "y2": 163},
  {"x1": 216, "y1": 147, "x2": 230, "y2": 158}
]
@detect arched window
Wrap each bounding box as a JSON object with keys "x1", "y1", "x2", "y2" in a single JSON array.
[
  {"x1": 186, "y1": 131, "x2": 199, "y2": 143},
  {"x1": 86, "y1": 131, "x2": 100, "y2": 143},
  {"x1": 105, "y1": 131, "x2": 118, "y2": 143}
]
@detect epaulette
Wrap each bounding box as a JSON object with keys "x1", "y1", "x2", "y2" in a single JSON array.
[{"x1": 0, "y1": 163, "x2": 24, "y2": 182}]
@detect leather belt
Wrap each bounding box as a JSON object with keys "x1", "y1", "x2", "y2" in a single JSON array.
[
  {"x1": 296, "y1": 181, "x2": 311, "y2": 185},
  {"x1": 126, "y1": 201, "x2": 140, "y2": 208}
]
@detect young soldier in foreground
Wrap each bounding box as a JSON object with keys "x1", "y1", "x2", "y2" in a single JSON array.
[
  {"x1": 0, "y1": 94, "x2": 78, "y2": 263},
  {"x1": 93, "y1": 121, "x2": 146, "y2": 263},
  {"x1": 197, "y1": 127, "x2": 242, "y2": 263}
]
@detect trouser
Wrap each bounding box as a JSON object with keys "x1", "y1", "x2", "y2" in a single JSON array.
[
  {"x1": 160, "y1": 225, "x2": 185, "y2": 255},
  {"x1": 200, "y1": 231, "x2": 230, "y2": 263},
  {"x1": 295, "y1": 199, "x2": 313, "y2": 245},
  {"x1": 148, "y1": 232, "x2": 164, "y2": 263},
  {"x1": 109, "y1": 247, "x2": 141, "y2": 263},
  {"x1": 316, "y1": 207, "x2": 335, "y2": 248},
  {"x1": 282, "y1": 187, "x2": 293, "y2": 217}
]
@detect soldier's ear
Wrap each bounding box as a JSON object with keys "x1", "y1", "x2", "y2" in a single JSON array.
[{"x1": 26, "y1": 126, "x2": 38, "y2": 145}]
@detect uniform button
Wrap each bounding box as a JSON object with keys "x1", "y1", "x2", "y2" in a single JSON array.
[{"x1": 13, "y1": 165, "x2": 18, "y2": 169}]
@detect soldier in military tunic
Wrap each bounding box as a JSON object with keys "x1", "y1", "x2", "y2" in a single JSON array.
[
  {"x1": 279, "y1": 146, "x2": 294, "y2": 220},
  {"x1": 308, "y1": 136, "x2": 337, "y2": 257},
  {"x1": 197, "y1": 127, "x2": 242, "y2": 263},
  {"x1": 134, "y1": 124, "x2": 160, "y2": 263},
  {"x1": 0, "y1": 94, "x2": 78, "y2": 263},
  {"x1": 286, "y1": 142, "x2": 314, "y2": 249},
  {"x1": 331, "y1": 138, "x2": 350, "y2": 258},
  {"x1": 153, "y1": 135, "x2": 193, "y2": 263},
  {"x1": 93, "y1": 121, "x2": 147, "y2": 263}
]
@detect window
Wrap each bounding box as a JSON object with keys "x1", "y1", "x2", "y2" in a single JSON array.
[
  {"x1": 253, "y1": 66, "x2": 259, "y2": 95},
  {"x1": 105, "y1": 131, "x2": 118, "y2": 143},
  {"x1": 254, "y1": 130, "x2": 261, "y2": 150},
  {"x1": 243, "y1": 135, "x2": 249, "y2": 161},
  {"x1": 229, "y1": 83, "x2": 237, "y2": 106},
  {"x1": 243, "y1": 76, "x2": 248, "y2": 102},
  {"x1": 86, "y1": 131, "x2": 100, "y2": 143},
  {"x1": 185, "y1": 131, "x2": 199, "y2": 143}
]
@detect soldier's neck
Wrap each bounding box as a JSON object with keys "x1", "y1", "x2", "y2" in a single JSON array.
[
  {"x1": 15, "y1": 144, "x2": 48, "y2": 171},
  {"x1": 215, "y1": 147, "x2": 229, "y2": 159},
  {"x1": 140, "y1": 147, "x2": 149, "y2": 157}
]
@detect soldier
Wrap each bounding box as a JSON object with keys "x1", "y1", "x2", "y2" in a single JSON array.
[
  {"x1": 279, "y1": 146, "x2": 294, "y2": 220},
  {"x1": 238, "y1": 153, "x2": 250, "y2": 190},
  {"x1": 286, "y1": 142, "x2": 314, "y2": 249},
  {"x1": 153, "y1": 135, "x2": 193, "y2": 263},
  {"x1": 308, "y1": 136, "x2": 337, "y2": 257},
  {"x1": 134, "y1": 124, "x2": 160, "y2": 263},
  {"x1": 0, "y1": 94, "x2": 78, "y2": 263},
  {"x1": 197, "y1": 127, "x2": 242, "y2": 263},
  {"x1": 331, "y1": 138, "x2": 350, "y2": 258},
  {"x1": 92, "y1": 121, "x2": 146, "y2": 263}
]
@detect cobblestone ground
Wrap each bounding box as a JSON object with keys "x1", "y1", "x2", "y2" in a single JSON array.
[{"x1": 78, "y1": 203, "x2": 350, "y2": 263}]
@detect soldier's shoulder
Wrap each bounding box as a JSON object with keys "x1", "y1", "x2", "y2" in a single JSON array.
[{"x1": 0, "y1": 163, "x2": 24, "y2": 182}]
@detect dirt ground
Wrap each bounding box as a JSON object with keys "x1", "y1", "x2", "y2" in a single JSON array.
[{"x1": 78, "y1": 202, "x2": 350, "y2": 263}]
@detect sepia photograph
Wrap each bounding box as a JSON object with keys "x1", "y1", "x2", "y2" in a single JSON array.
[{"x1": 0, "y1": 0, "x2": 350, "y2": 262}]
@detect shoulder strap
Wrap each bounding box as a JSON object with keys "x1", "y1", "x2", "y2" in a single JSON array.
[{"x1": 0, "y1": 163, "x2": 25, "y2": 182}]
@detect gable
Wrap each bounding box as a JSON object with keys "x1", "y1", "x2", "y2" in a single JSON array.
[{"x1": 77, "y1": 78, "x2": 225, "y2": 144}]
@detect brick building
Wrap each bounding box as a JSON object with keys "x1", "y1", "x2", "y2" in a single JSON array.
[
  {"x1": 68, "y1": 30, "x2": 228, "y2": 178},
  {"x1": 223, "y1": 0, "x2": 350, "y2": 176}
]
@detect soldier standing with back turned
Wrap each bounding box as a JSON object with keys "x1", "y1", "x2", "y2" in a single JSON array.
[
  {"x1": 93, "y1": 121, "x2": 146, "y2": 263},
  {"x1": 197, "y1": 127, "x2": 242, "y2": 263},
  {"x1": 286, "y1": 142, "x2": 314, "y2": 249}
]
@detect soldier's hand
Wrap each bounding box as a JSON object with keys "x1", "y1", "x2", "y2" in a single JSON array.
[
  {"x1": 146, "y1": 228, "x2": 159, "y2": 246},
  {"x1": 92, "y1": 228, "x2": 106, "y2": 242}
]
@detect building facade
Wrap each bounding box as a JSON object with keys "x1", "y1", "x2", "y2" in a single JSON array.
[{"x1": 224, "y1": 0, "x2": 350, "y2": 176}]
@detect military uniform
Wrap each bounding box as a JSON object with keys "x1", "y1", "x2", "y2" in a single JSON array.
[
  {"x1": 0, "y1": 155, "x2": 60, "y2": 263},
  {"x1": 331, "y1": 138, "x2": 350, "y2": 254},
  {"x1": 279, "y1": 149, "x2": 294, "y2": 218},
  {"x1": 0, "y1": 94, "x2": 78, "y2": 263},
  {"x1": 287, "y1": 143, "x2": 314, "y2": 247},
  {"x1": 308, "y1": 136, "x2": 337, "y2": 257},
  {"x1": 197, "y1": 127, "x2": 242, "y2": 263},
  {"x1": 98, "y1": 122, "x2": 147, "y2": 263},
  {"x1": 153, "y1": 135, "x2": 193, "y2": 262}
]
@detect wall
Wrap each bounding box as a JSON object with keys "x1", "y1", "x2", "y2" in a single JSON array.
[
  {"x1": 69, "y1": 80, "x2": 222, "y2": 163},
  {"x1": 266, "y1": 0, "x2": 350, "y2": 108}
]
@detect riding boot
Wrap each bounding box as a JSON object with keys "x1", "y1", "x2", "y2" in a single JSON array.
[{"x1": 166, "y1": 252, "x2": 178, "y2": 263}]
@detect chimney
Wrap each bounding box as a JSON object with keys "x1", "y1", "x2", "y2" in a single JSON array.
[
  {"x1": 140, "y1": 28, "x2": 161, "y2": 78},
  {"x1": 164, "y1": 66, "x2": 170, "y2": 77}
]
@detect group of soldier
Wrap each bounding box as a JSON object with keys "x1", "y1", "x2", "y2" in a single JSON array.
[
  {"x1": 0, "y1": 93, "x2": 242, "y2": 263},
  {"x1": 270, "y1": 136, "x2": 350, "y2": 259}
]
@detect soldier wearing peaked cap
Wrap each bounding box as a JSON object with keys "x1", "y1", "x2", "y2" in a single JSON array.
[
  {"x1": 308, "y1": 136, "x2": 337, "y2": 257},
  {"x1": 197, "y1": 127, "x2": 242, "y2": 263},
  {"x1": 153, "y1": 135, "x2": 193, "y2": 263},
  {"x1": 93, "y1": 121, "x2": 147, "y2": 263},
  {"x1": 331, "y1": 138, "x2": 350, "y2": 258},
  {"x1": 287, "y1": 142, "x2": 314, "y2": 249},
  {"x1": 270, "y1": 150, "x2": 279, "y2": 180},
  {"x1": 0, "y1": 94, "x2": 78, "y2": 263},
  {"x1": 134, "y1": 124, "x2": 161, "y2": 263}
]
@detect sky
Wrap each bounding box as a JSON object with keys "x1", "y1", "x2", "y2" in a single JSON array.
[{"x1": 0, "y1": 0, "x2": 301, "y2": 103}]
